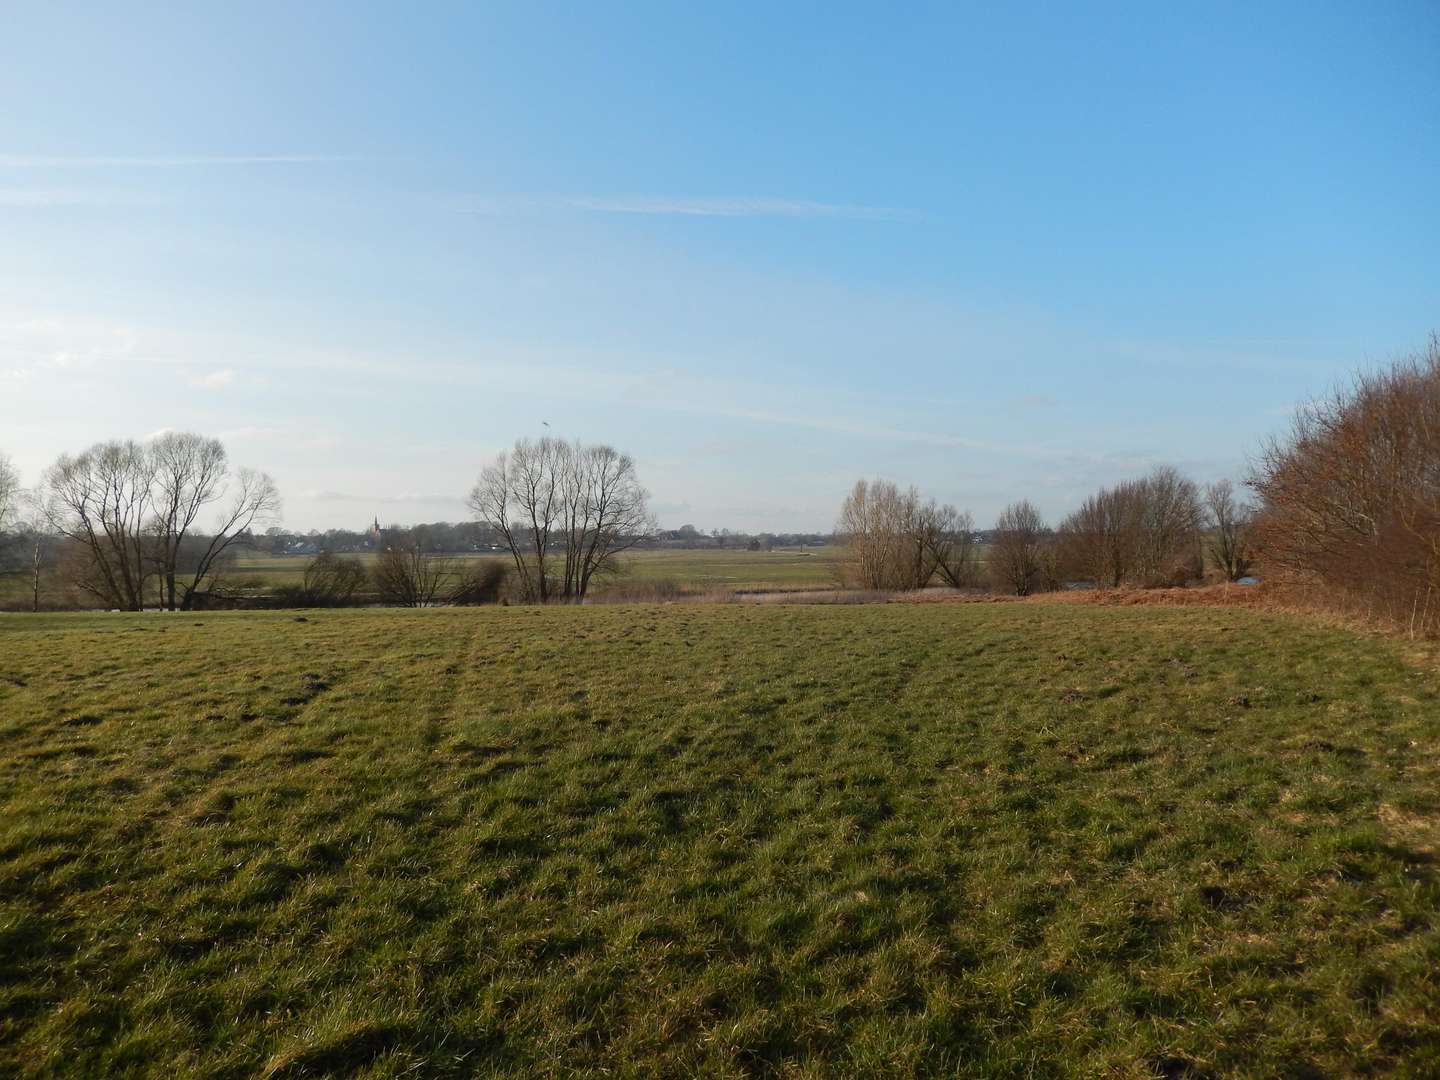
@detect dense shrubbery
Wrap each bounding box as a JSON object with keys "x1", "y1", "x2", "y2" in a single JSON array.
[{"x1": 1251, "y1": 336, "x2": 1440, "y2": 636}]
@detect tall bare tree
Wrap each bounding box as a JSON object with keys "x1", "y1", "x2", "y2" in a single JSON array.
[
  {"x1": 1058, "y1": 484, "x2": 1140, "y2": 588},
  {"x1": 148, "y1": 432, "x2": 280, "y2": 610},
  {"x1": 924, "y1": 503, "x2": 979, "y2": 588},
  {"x1": 1132, "y1": 466, "x2": 1203, "y2": 586},
  {"x1": 838, "y1": 480, "x2": 979, "y2": 591},
  {"x1": 0, "y1": 451, "x2": 19, "y2": 532},
  {"x1": 40, "y1": 441, "x2": 156, "y2": 610},
  {"x1": 560, "y1": 442, "x2": 656, "y2": 598},
  {"x1": 470, "y1": 436, "x2": 654, "y2": 602},
  {"x1": 38, "y1": 435, "x2": 279, "y2": 611},
  {"x1": 1204, "y1": 480, "x2": 1253, "y2": 582},
  {"x1": 838, "y1": 479, "x2": 925, "y2": 590},
  {"x1": 990, "y1": 500, "x2": 1050, "y2": 596}
]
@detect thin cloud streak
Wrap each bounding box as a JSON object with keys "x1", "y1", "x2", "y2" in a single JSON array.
[
  {"x1": 457, "y1": 194, "x2": 919, "y2": 221},
  {"x1": 0, "y1": 154, "x2": 354, "y2": 168}
]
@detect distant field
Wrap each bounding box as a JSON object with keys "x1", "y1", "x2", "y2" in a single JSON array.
[
  {"x1": 228, "y1": 545, "x2": 845, "y2": 595},
  {"x1": 2, "y1": 602, "x2": 1438, "y2": 1075}
]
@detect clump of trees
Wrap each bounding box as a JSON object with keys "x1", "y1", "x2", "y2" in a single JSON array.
[
  {"x1": 1251, "y1": 336, "x2": 1440, "y2": 636},
  {"x1": 469, "y1": 436, "x2": 656, "y2": 602},
  {"x1": 1056, "y1": 466, "x2": 1206, "y2": 588},
  {"x1": 33, "y1": 434, "x2": 279, "y2": 611},
  {"x1": 835, "y1": 479, "x2": 977, "y2": 590}
]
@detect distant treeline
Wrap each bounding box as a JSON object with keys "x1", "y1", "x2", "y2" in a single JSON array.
[{"x1": 3, "y1": 336, "x2": 1438, "y2": 629}]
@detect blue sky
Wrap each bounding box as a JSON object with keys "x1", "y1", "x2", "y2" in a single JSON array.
[{"x1": 2, "y1": 2, "x2": 1436, "y2": 532}]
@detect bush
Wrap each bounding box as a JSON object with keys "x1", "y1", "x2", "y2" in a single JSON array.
[
  {"x1": 1251, "y1": 336, "x2": 1440, "y2": 636},
  {"x1": 450, "y1": 562, "x2": 508, "y2": 605}
]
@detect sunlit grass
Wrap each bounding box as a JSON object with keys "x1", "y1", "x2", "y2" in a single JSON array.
[{"x1": 1, "y1": 603, "x2": 1437, "y2": 1075}]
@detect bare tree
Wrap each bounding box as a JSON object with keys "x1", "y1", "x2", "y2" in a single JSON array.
[
  {"x1": 148, "y1": 432, "x2": 280, "y2": 610},
  {"x1": 1251, "y1": 336, "x2": 1440, "y2": 634},
  {"x1": 990, "y1": 500, "x2": 1050, "y2": 596},
  {"x1": 170, "y1": 466, "x2": 280, "y2": 609},
  {"x1": 559, "y1": 443, "x2": 657, "y2": 598},
  {"x1": 469, "y1": 438, "x2": 563, "y2": 601},
  {"x1": 470, "y1": 436, "x2": 655, "y2": 602},
  {"x1": 1058, "y1": 468, "x2": 1202, "y2": 588},
  {"x1": 838, "y1": 480, "x2": 979, "y2": 591},
  {"x1": 1058, "y1": 484, "x2": 1140, "y2": 588},
  {"x1": 1132, "y1": 466, "x2": 1203, "y2": 586},
  {"x1": 372, "y1": 542, "x2": 458, "y2": 607},
  {"x1": 838, "y1": 479, "x2": 925, "y2": 590},
  {"x1": 39, "y1": 441, "x2": 156, "y2": 610},
  {"x1": 921, "y1": 502, "x2": 978, "y2": 588},
  {"x1": 301, "y1": 552, "x2": 369, "y2": 606},
  {"x1": 1204, "y1": 480, "x2": 1253, "y2": 582},
  {"x1": 0, "y1": 452, "x2": 19, "y2": 532}
]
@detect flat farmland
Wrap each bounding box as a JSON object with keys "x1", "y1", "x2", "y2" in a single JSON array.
[
  {"x1": 2, "y1": 602, "x2": 1438, "y2": 1076},
  {"x1": 227, "y1": 546, "x2": 846, "y2": 596}
]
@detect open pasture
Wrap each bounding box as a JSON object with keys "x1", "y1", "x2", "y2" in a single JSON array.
[
  {"x1": 2, "y1": 603, "x2": 1438, "y2": 1076},
  {"x1": 227, "y1": 546, "x2": 845, "y2": 597}
]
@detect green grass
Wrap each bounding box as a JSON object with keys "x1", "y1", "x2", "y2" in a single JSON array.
[
  {"x1": 224, "y1": 546, "x2": 843, "y2": 596},
  {"x1": 2, "y1": 603, "x2": 1438, "y2": 1076}
]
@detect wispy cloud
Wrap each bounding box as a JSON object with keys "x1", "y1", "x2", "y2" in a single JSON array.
[
  {"x1": 0, "y1": 188, "x2": 160, "y2": 207},
  {"x1": 458, "y1": 194, "x2": 918, "y2": 221},
  {"x1": 0, "y1": 154, "x2": 353, "y2": 168}
]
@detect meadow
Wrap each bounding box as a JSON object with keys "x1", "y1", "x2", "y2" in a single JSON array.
[
  {"x1": 226, "y1": 546, "x2": 845, "y2": 597},
  {"x1": 2, "y1": 602, "x2": 1438, "y2": 1076}
]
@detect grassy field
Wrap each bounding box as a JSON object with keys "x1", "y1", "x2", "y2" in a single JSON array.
[
  {"x1": 225, "y1": 546, "x2": 844, "y2": 596},
  {"x1": 2, "y1": 603, "x2": 1438, "y2": 1076}
]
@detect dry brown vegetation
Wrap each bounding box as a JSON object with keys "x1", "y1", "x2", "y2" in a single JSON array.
[{"x1": 1252, "y1": 336, "x2": 1440, "y2": 638}]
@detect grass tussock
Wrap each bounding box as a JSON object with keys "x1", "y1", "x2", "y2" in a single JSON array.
[{"x1": 1, "y1": 603, "x2": 1438, "y2": 1075}]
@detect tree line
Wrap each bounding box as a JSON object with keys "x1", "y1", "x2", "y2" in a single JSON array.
[
  {"x1": 836, "y1": 467, "x2": 1254, "y2": 596},
  {"x1": 3, "y1": 335, "x2": 1437, "y2": 624}
]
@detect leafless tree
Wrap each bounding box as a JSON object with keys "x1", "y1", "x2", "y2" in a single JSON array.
[
  {"x1": 989, "y1": 500, "x2": 1050, "y2": 596},
  {"x1": 1058, "y1": 484, "x2": 1141, "y2": 588},
  {"x1": 558, "y1": 442, "x2": 657, "y2": 598},
  {"x1": 0, "y1": 452, "x2": 19, "y2": 532},
  {"x1": 37, "y1": 434, "x2": 279, "y2": 611},
  {"x1": 1204, "y1": 480, "x2": 1253, "y2": 582},
  {"x1": 470, "y1": 436, "x2": 655, "y2": 602},
  {"x1": 169, "y1": 466, "x2": 280, "y2": 609},
  {"x1": 148, "y1": 432, "x2": 280, "y2": 610},
  {"x1": 470, "y1": 438, "x2": 562, "y2": 601},
  {"x1": 39, "y1": 441, "x2": 157, "y2": 610},
  {"x1": 1056, "y1": 468, "x2": 1202, "y2": 588},
  {"x1": 920, "y1": 501, "x2": 979, "y2": 589},
  {"x1": 301, "y1": 552, "x2": 369, "y2": 605},
  {"x1": 838, "y1": 480, "x2": 979, "y2": 591},
  {"x1": 1251, "y1": 335, "x2": 1440, "y2": 635},
  {"x1": 372, "y1": 542, "x2": 459, "y2": 607},
  {"x1": 837, "y1": 479, "x2": 925, "y2": 590},
  {"x1": 1131, "y1": 466, "x2": 1203, "y2": 585}
]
